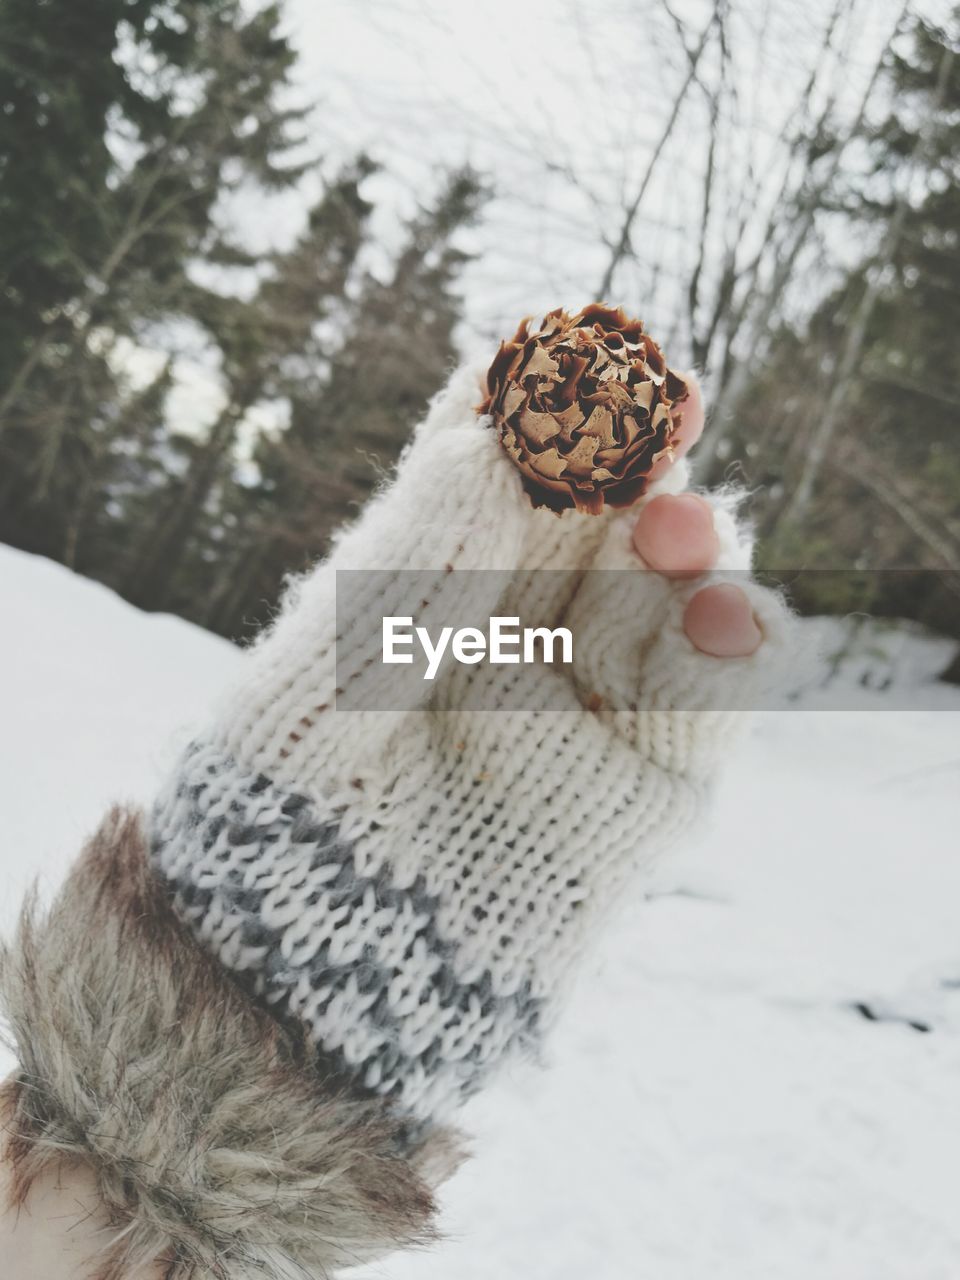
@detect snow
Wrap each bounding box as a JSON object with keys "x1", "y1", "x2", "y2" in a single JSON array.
[{"x1": 1, "y1": 543, "x2": 959, "y2": 1278}]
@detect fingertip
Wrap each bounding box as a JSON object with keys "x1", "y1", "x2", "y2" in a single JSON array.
[
  {"x1": 633, "y1": 493, "x2": 719, "y2": 578},
  {"x1": 683, "y1": 583, "x2": 762, "y2": 658},
  {"x1": 649, "y1": 372, "x2": 705, "y2": 481},
  {"x1": 676, "y1": 373, "x2": 705, "y2": 446}
]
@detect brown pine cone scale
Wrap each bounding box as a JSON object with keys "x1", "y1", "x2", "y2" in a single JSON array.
[{"x1": 479, "y1": 304, "x2": 689, "y2": 514}]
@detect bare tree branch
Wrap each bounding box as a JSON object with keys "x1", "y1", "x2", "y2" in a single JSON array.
[{"x1": 595, "y1": 10, "x2": 715, "y2": 299}]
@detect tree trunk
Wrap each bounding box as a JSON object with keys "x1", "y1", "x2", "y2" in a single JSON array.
[
  {"x1": 125, "y1": 403, "x2": 245, "y2": 610},
  {"x1": 596, "y1": 13, "x2": 714, "y2": 299},
  {"x1": 939, "y1": 647, "x2": 960, "y2": 687},
  {"x1": 694, "y1": 0, "x2": 906, "y2": 480}
]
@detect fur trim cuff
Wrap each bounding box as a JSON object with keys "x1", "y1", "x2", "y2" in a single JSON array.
[{"x1": 0, "y1": 807, "x2": 462, "y2": 1279}]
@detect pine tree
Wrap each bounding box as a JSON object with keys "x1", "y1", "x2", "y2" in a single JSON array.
[
  {"x1": 0, "y1": 0, "x2": 308, "y2": 578},
  {"x1": 0, "y1": 0, "x2": 140, "y2": 386},
  {"x1": 125, "y1": 158, "x2": 376, "y2": 616},
  {"x1": 721, "y1": 14, "x2": 959, "y2": 642},
  {"x1": 205, "y1": 168, "x2": 487, "y2": 639},
  {"x1": 0, "y1": 5, "x2": 488, "y2": 640}
]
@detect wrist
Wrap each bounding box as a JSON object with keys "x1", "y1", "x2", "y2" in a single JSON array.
[{"x1": 0, "y1": 1095, "x2": 164, "y2": 1280}]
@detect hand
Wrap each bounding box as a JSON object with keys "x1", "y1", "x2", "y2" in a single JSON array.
[
  {"x1": 0, "y1": 1104, "x2": 165, "y2": 1280},
  {"x1": 1, "y1": 359, "x2": 794, "y2": 1280},
  {"x1": 155, "y1": 362, "x2": 792, "y2": 1123}
]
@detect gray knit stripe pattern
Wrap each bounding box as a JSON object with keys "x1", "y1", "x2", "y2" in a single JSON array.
[{"x1": 150, "y1": 740, "x2": 544, "y2": 1122}]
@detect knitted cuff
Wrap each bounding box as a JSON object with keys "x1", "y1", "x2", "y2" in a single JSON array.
[
  {"x1": 149, "y1": 714, "x2": 691, "y2": 1127},
  {"x1": 0, "y1": 808, "x2": 462, "y2": 1280}
]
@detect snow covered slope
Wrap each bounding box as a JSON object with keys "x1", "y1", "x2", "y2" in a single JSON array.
[{"x1": 1, "y1": 544, "x2": 958, "y2": 1279}]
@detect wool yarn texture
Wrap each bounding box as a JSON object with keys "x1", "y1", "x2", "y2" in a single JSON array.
[{"x1": 151, "y1": 361, "x2": 792, "y2": 1126}]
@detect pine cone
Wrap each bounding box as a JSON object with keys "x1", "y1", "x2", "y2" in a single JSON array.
[{"x1": 479, "y1": 304, "x2": 689, "y2": 514}]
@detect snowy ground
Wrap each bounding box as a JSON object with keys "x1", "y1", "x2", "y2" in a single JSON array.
[{"x1": 1, "y1": 543, "x2": 959, "y2": 1279}]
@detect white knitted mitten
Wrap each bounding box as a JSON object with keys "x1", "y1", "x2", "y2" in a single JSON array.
[{"x1": 151, "y1": 362, "x2": 794, "y2": 1128}]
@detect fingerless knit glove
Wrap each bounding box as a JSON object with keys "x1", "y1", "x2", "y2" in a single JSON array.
[{"x1": 0, "y1": 363, "x2": 791, "y2": 1280}]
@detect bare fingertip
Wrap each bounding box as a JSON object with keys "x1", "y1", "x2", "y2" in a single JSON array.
[
  {"x1": 633, "y1": 493, "x2": 719, "y2": 578},
  {"x1": 683, "y1": 583, "x2": 762, "y2": 658}
]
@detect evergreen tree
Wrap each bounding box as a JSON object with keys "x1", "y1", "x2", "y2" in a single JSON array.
[
  {"x1": 724, "y1": 14, "x2": 960, "y2": 641},
  {"x1": 0, "y1": 3, "x2": 484, "y2": 640},
  {"x1": 0, "y1": 0, "x2": 142, "y2": 385},
  {"x1": 125, "y1": 158, "x2": 376, "y2": 616},
  {"x1": 0, "y1": 0, "x2": 308, "y2": 574},
  {"x1": 0, "y1": 4, "x2": 489, "y2": 639},
  {"x1": 205, "y1": 168, "x2": 487, "y2": 638}
]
